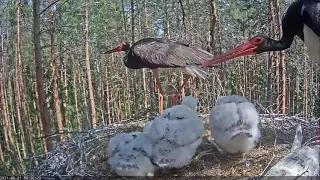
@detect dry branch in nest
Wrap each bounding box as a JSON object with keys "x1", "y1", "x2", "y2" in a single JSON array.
[{"x1": 29, "y1": 114, "x2": 318, "y2": 178}]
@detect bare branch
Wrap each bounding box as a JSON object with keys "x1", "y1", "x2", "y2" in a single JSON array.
[
  {"x1": 39, "y1": 0, "x2": 60, "y2": 16},
  {"x1": 178, "y1": 0, "x2": 186, "y2": 29}
]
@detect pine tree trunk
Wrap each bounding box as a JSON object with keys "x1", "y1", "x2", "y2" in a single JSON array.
[
  {"x1": 33, "y1": 68, "x2": 47, "y2": 152},
  {"x1": 33, "y1": 0, "x2": 53, "y2": 151},
  {"x1": 295, "y1": 75, "x2": 300, "y2": 114},
  {"x1": 17, "y1": 0, "x2": 36, "y2": 161},
  {"x1": 14, "y1": 67, "x2": 26, "y2": 158},
  {"x1": 208, "y1": 0, "x2": 217, "y2": 56},
  {"x1": 164, "y1": 0, "x2": 173, "y2": 107},
  {"x1": 118, "y1": 87, "x2": 122, "y2": 120},
  {"x1": 144, "y1": 0, "x2": 154, "y2": 112},
  {"x1": 0, "y1": 144, "x2": 4, "y2": 164},
  {"x1": 15, "y1": 1, "x2": 27, "y2": 158},
  {"x1": 288, "y1": 77, "x2": 291, "y2": 114},
  {"x1": 267, "y1": 0, "x2": 274, "y2": 107},
  {"x1": 62, "y1": 42, "x2": 70, "y2": 135},
  {"x1": 242, "y1": 56, "x2": 247, "y2": 97},
  {"x1": 131, "y1": 0, "x2": 139, "y2": 118},
  {"x1": 84, "y1": 0, "x2": 97, "y2": 128},
  {"x1": 303, "y1": 46, "x2": 308, "y2": 117},
  {"x1": 274, "y1": 0, "x2": 286, "y2": 114},
  {"x1": 269, "y1": 0, "x2": 280, "y2": 113},
  {"x1": 50, "y1": 0, "x2": 64, "y2": 141},
  {"x1": 81, "y1": 72, "x2": 90, "y2": 129},
  {"x1": 71, "y1": 53, "x2": 80, "y2": 130},
  {"x1": 105, "y1": 65, "x2": 111, "y2": 124},
  {"x1": 10, "y1": 77, "x2": 22, "y2": 163},
  {"x1": 0, "y1": 23, "x2": 10, "y2": 151},
  {"x1": 74, "y1": 74, "x2": 81, "y2": 130},
  {"x1": 272, "y1": 3, "x2": 280, "y2": 113},
  {"x1": 137, "y1": 8, "x2": 148, "y2": 111},
  {"x1": 177, "y1": 0, "x2": 186, "y2": 100},
  {"x1": 120, "y1": 0, "x2": 131, "y2": 119}
]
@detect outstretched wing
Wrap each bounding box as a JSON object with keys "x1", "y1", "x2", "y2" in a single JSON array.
[{"x1": 131, "y1": 38, "x2": 214, "y2": 68}]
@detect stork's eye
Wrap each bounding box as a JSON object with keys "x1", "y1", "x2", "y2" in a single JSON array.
[{"x1": 251, "y1": 37, "x2": 264, "y2": 45}]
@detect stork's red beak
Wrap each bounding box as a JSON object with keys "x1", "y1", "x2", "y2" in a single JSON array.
[
  {"x1": 201, "y1": 41, "x2": 258, "y2": 67},
  {"x1": 103, "y1": 45, "x2": 123, "y2": 54}
]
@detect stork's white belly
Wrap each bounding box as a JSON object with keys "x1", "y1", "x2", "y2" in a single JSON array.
[{"x1": 303, "y1": 24, "x2": 320, "y2": 63}]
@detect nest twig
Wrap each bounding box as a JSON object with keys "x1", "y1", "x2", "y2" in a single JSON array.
[
  {"x1": 30, "y1": 114, "x2": 318, "y2": 177},
  {"x1": 30, "y1": 118, "x2": 149, "y2": 177}
]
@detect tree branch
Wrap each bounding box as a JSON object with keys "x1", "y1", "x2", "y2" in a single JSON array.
[
  {"x1": 39, "y1": 0, "x2": 60, "y2": 16},
  {"x1": 37, "y1": 131, "x2": 73, "y2": 139},
  {"x1": 178, "y1": 0, "x2": 186, "y2": 29}
]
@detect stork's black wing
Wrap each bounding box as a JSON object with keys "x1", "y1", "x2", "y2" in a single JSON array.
[
  {"x1": 302, "y1": 0, "x2": 320, "y2": 37},
  {"x1": 280, "y1": 0, "x2": 320, "y2": 40},
  {"x1": 131, "y1": 38, "x2": 214, "y2": 68}
]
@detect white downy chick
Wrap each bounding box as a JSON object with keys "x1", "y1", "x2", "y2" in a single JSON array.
[
  {"x1": 143, "y1": 121, "x2": 153, "y2": 134},
  {"x1": 143, "y1": 116, "x2": 169, "y2": 141},
  {"x1": 209, "y1": 95, "x2": 261, "y2": 153},
  {"x1": 107, "y1": 132, "x2": 141, "y2": 158},
  {"x1": 181, "y1": 96, "x2": 198, "y2": 111},
  {"x1": 160, "y1": 96, "x2": 199, "y2": 121},
  {"x1": 263, "y1": 124, "x2": 319, "y2": 179},
  {"x1": 107, "y1": 132, "x2": 156, "y2": 177},
  {"x1": 148, "y1": 115, "x2": 204, "y2": 169},
  {"x1": 152, "y1": 136, "x2": 202, "y2": 168}
]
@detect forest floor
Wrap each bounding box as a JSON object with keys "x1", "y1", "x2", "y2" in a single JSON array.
[{"x1": 31, "y1": 114, "x2": 318, "y2": 179}]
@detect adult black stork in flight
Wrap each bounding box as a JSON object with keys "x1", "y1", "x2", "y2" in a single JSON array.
[
  {"x1": 104, "y1": 38, "x2": 213, "y2": 114},
  {"x1": 201, "y1": 0, "x2": 320, "y2": 144}
]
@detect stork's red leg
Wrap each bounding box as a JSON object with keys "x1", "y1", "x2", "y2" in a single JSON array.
[{"x1": 172, "y1": 75, "x2": 193, "y2": 105}]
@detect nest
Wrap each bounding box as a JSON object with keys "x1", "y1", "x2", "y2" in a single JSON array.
[{"x1": 30, "y1": 114, "x2": 318, "y2": 178}]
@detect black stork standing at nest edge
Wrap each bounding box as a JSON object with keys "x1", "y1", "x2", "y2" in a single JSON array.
[
  {"x1": 201, "y1": 0, "x2": 320, "y2": 144},
  {"x1": 104, "y1": 37, "x2": 214, "y2": 114}
]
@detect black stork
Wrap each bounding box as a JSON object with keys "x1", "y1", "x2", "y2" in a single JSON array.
[
  {"x1": 104, "y1": 37, "x2": 214, "y2": 114},
  {"x1": 201, "y1": 0, "x2": 320, "y2": 144}
]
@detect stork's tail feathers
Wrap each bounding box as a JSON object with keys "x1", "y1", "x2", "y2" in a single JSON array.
[
  {"x1": 291, "y1": 123, "x2": 303, "y2": 151},
  {"x1": 185, "y1": 66, "x2": 210, "y2": 79}
]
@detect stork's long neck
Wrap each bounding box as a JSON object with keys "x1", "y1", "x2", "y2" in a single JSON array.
[
  {"x1": 273, "y1": 34, "x2": 294, "y2": 52},
  {"x1": 124, "y1": 46, "x2": 130, "y2": 54},
  {"x1": 122, "y1": 46, "x2": 131, "y2": 64},
  {"x1": 256, "y1": 35, "x2": 294, "y2": 54}
]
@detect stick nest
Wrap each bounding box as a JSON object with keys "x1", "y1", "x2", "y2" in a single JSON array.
[{"x1": 30, "y1": 114, "x2": 318, "y2": 178}]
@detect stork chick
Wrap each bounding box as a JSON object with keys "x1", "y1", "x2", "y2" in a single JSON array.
[
  {"x1": 209, "y1": 95, "x2": 261, "y2": 154},
  {"x1": 262, "y1": 124, "x2": 319, "y2": 179},
  {"x1": 147, "y1": 116, "x2": 204, "y2": 169},
  {"x1": 143, "y1": 95, "x2": 199, "y2": 133},
  {"x1": 107, "y1": 132, "x2": 141, "y2": 158},
  {"x1": 107, "y1": 132, "x2": 156, "y2": 177},
  {"x1": 142, "y1": 96, "x2": 204, "y2": 168},
  {"x1": 160, "y1": 95, "x2": 199, "y2": 121}
]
